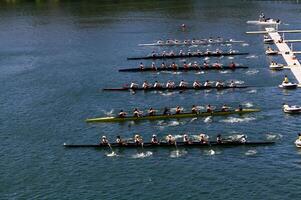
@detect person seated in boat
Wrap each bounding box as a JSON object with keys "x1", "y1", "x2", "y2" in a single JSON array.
[
  {"x1": 193, "y1": 80, "x2": 201, "y2": 88},
  {"x1": 217, "y1": 37, "x2": 222, "y2": 42},
  {"x1": 118, "y1": 109, "x2": 127, "y2": 118},
  {"x1": 171, "y1": 62, "x2": 178, "y2": 70},
  {"x1": 166, "y1": 81, "x2": 175, "y2": 88},
  {"x1": 166, "y1": 134, "x2": 176, "y2": 144},
  {"x1": 208, "y1": 37, "x2": 213, "y2": 43},
  {"x1": 153, "y1": 81, "x2": 162, "y2": 88},
  {"x1": 196, "y1": 49, "x2": 202, "y2": 55},
  {"x1": 175, "y1": 106, "x2": 182, "y2": 114},
  {"x1": 157, "y1": 39, "x2": 163, "y2": 44},
  {"x1": 283, "y1": 75, "x2": 289, "y2": 84},
  {"x1": 215, "y1": 80, "x2": 224, "y2": 88},
  {"x1": 163, "y1": 107, "x2": 171, "y2": 115},
  {"x1": 161, "y1": 62, "x2": 167, "y2": 69},
  {"x1": 151, "y1": 134, "x2": 159, "y2": 144},
  {"x1": 169, "y1": 50, "x2": 175, "y2": 56},
  {"x1": 206, "y1": 104, "x2": 212, "y2": 113},
  {"x1": 237, "y1": 104, "x2": 243, "y2": 112},
  {"x1": 162, "y1": 51, "x2": 166, "y2": 57},
  {"x1": 204, "y1": 80, "x2": 211, "y2": 87},
  {"x1": 179, "y1": 80, "x2": 188, "y2": 88},
  {"x1": 175, "y1": 39, "x2": 180, "y2": 44},
  {"x1": 134, "y1": 134, "x2": 143, "y2": 145},
  {"x1": 183, "y1": 134, "x2": 191, "y2": 144},
  {"x1": 221, "y1": 104, "x2": 229, "y2": 112},
  {"x1": 240, "y1": 135, "x2": 247, "y2": 143},
  {"x1": 199, "y1": 133, "x2": 208, "y2": 144},
  {"x1": 229, "y1": 61, "x2": 236, "y2": 68},
  {"x1": 203, "y1": 61, "x2": 209, "y2": 68},
  {"x1": 130, "y1": 82, "x2": 139, "y2": 89},
  {"x1": 229, "y1": 80, "x2": 235, "y2": 87},
  {"x1": 216, "y1": 134, "x2": 222, "y2": 144},
  {"x1": 193, "y1": 61, "x2": 199, "y2": 69},
  {"x1": 213, "y1": 61, "x2": 221, "y2": 69},
  {"x1": 151, "y1": 62, "x2": 157, "y2": 70},
  {"x1": 191, "y1": 105, "x2": 198, "y2": 114},
  {"x1": 184, "y1": 40, "x2": 189, "y2": 44},
  {"x1": 166, "y1": 39, "x2": 172, "y2": 44},
  {"x1": 205, "y1": 49, "x2": 211, "y2": 54},
  {"x1": 298, "y1": 133, "x2": 301, "y2": 141},
  {"x1": 151, "y1": 51, "x2": 157, "y2": 57},
  {"x1": 101, "y1": 136, "x2": 109, "y2": 145},
  {"x1": 139, "y1": 62, "x2": 144, "y2": 70},
  {"x1": 116, "y1": 135, "x2": 123, "y2": 144},
  {"x1": 183, "y1": 62, "x2": 189, "y2": 70},
  {"x1": 142, "y1": 81, "x2": 151, "y2": 89},
  {"x1": 133, "y1": 108, "x2": 142, "y2": 117},
  {"x1": 179, "y1": 49, "x2": 184, "y2": 56},
  {"x1": 148, "y1": 107, "x2": 156, "y2": 116},
  {"x1": 187, "y1": 50, "x2": 192, "y2": 56},
  {"x1": 282, "y1": 103, "x2": 290, "y2": 111},
  {"x1": 191, "y1": 39, "x2": 196, "y2": 44},
  {"x1": 215, "y1": 48, "x2": 221, "y2": 54}
]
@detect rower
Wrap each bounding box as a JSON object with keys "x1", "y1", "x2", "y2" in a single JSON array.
[
  {"x1": 171, "y1": 62, "x2": 178, "y2": 70},
  {"x1": 196, "y1": 49, "x2": 202, "y2": 55},
  {"x1": 166, "y1": 81, "x2": 175, "y2": 88},
  {"x1": 162, "y1": 51, "x2": 166, "y2": 57},
  {"x1": 283, "y1": 75, "x2": 289, "y2": 84},
  {"x1": 191, "y1": 105, "x2": 198, "y2": 114},
  {"x1": 187, "y1": 50, "x2": 192, "y2": 56},
  {"x1": 179, "y1": 49, "x2": 184, "y2": 56},
  {"x1": 134, "y1": 134, "x2": 143, "y2": 145},
  {"x1": 193, "y1": 61, "x2": 199, "y2": 69},
  {"x1": 101, "y1": 136, "x2": 109, "y2": 145},
  {"x1": 204, "y1": 80, "x2": 211, "y2": 87},
  {"x1": 166, "y1": 134, "x2": 175, "y2": 144},
  {"x1": 203, "y1": 61, "x2": 209, "y2": 68},
  {"x1": 183, "y1": 62, "x2": 189, "y2": 70},
  {"x1": 237, "y1": 104, "x2": 243, "y2": 112},
  {"x1": 215, "y1": 80, "x2": 224, "y2": 88},
  {"x1": 216, "y1": 134, "x2": 222, "y2": 144},
  {"x1": 179, "y1": 80, "x2": 188, "y2": 87},
  {"x1": 148, "y1": 107, "x2": 156, "y2": 116},
  {"x1": 133, "y1": 108, "x2": 141, "y2": 117},
  {"x1": 153, "y1": 81, "x2": 162, "y2": 88},
  {"x1": 193, "y1": 80, "x2": 201, "y2": 88},
  {"x1": 151, "y1": 62, "x2": 157, "y2": 70},
  {"x1": 151, "y1": 51, "x2": 157, "y2": 57},
  {"x1": 215, "y1": 48, "x2": 221, "y2": 54},
  {"x1": 183, "y1": 134, "x2": 190, "y2": 144},
  {"x1": 151, "y1": 134, "x2": 159, "y2": 144},
  {"x1": 118, "y1": 109, "x2": 127, "y2": 118},
  {"x1": 116, "y1": 135, "x2": 122, "y2": 144},
  {"x1": 298, "y1": 133, "x2": 301, "y2": 141},
  {"x1": 169, "y1": 50, "x2": 175, "y2": 56},
  {"x1": 130, "y1": 82, "x2": 139, "y2": 89},
  {"x1": 142, "y1": 81, "x2": 151, "y2": 89},
  {"x1": 229, "y1": 61, "x2": 236, "y2": 68},
  {"x1": 213, "y1": 61, "x2": 221, "y2": 68},
  {"x1": 139, "y1": 62, "x2": 144, "y2": 70},
  {"x1": 163, "y1": 107, "x2": 171, "y2": 115},
  {"x1": 175, "y1": 106, "x2": 182, "y2": 114},
  {"x1": 240, "y1": 135, "x2": 247, "y2": 143},
  {"x1": 184, "y1": 40, "x2": 189, "y2": 44},
  {"x1": 208, "y1": 37, "x2": 213, "y2": 43},
  {"x1": 199, "y1": 133, "x2": 208, "y2": 144},
  {"x1": 229, "y1": 80, "x2": 235, "y2": 87},
  {"x1": 161, "y1": 62, "x2": 166, "y2": 69},
  {"x1": 221, "y1": 104, "x2": 229, "y2": 112},
  {"x1": 206, "y1": 104, "x2": 212, "y2": 113},
  {"x1": 157, "y1": 39, "x2": 163, "y2": 44}
]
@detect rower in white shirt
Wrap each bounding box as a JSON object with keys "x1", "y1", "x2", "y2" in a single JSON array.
[
  {"x1": 193, "y1": 80, "x2": 201, "y2": 88},
  {"x1": 204, "y1": 80, "x2": 211, "y2": 87},
  {"x1": 153, "y1": 81, "x2": 162, "y2": 88},
  {"x1": 166, "y1": 81, "x2": 175, "y2": 88},
  {"x1": 142, "y1": 81, "x2": 151, "y2": 89},
  {"x1": 215, "y1": 81, "x2": 224, "y2": 88},
  {"x1": 130, "y1": 82, "x2": 139, "y2": 89},
  {"x1": 179, "y1": 80, "x2": 188, "y2": 87},
  {"x1": 230, "y1": 80, "x2": 235, "y2": 87}
]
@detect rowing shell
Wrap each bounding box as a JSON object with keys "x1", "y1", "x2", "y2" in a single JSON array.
[
  {"x1": 103, "y1": 85, "x2": 248, "y2": 92},
  {"x1": 138, "y1": 40, "x2": 245, "y2": 47},
  {"x1": 127, "y1": 52, "x2": 249, "y2": 60},
  {"x1": 118, "y1": 65, "x2": 248, "y2": 72},
  {"x1": 64, "y1": 141, "x2": 275, "y2": 148},
  {"x1": 86, "y1": 109, "x2": 260, "y2": 123}
]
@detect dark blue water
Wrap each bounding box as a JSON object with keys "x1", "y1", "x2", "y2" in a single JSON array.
[{"x1": 1, "y1": 1, "x2": 301, "y2": 199}]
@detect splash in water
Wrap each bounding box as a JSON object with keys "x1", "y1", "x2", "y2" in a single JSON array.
[
  {"x1": 245, "y1": 150, "x2": 257, "y2": 156},
  {"x1": 243, "y1": 102, "x2": 254, "y2": 108},
  {"x1": 170, "y1": 150, "x2": 187, "y2": 158},
  {"x1": 204, "y1": 116, "x2": 212, "y2": 123},
  {"x1": 106, "y1": 151, "x2": 118, "y2": 157},
  {"x1": 247, "y1": 89, "x2": 257, "y2": 94},
  {"x1": 246, "y1": 55, "x2": 258, "y2": 59},
  {"x1": 220, "y1": 117, "x2": 256, "y2": 123},
  {"x1": 242, "y1": 43, "x2": 249, "y2": 47},
  {"x1": 246, "y1": 69, "x2": 259, "y2": 75},
  {"x1": 131, "y1": 151, "x2": 153, "y2": 159},
  {"x1": 266, "y1": 133, "x2": 283, "y2": 141}
]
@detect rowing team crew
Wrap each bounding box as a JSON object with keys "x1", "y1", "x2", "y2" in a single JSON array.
[
  {"x1": 118, "y1": 104, "x2": 243, "y2": 117},
  {"x1": 130, "y1": 80, "x2": 236, "y2": 89},
  {"x1": 139, "y1": 61, "x2": 237, "y2": 70},
  {"x1": 100, "y1": 134, "x2": 247, "y2": 145},
  {"x1": 150, "y1": 48, "x2": 235, "y2": 57},
  {"x1": 156, "y1": 37, "x2": 224, "y2": 44}
]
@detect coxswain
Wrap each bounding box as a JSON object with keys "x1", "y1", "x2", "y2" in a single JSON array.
[
  {"x1": 134, "y1": 134, "x2": 143, "y2": 145},
  {"x1": 216, "y1": 134, "x2": 222, "y2": 144},
  {"x1": 116, "y1": 135, "x2": 122, "y2": 144},
  {"x1": 166, "y1": 81, "x2": 175, "y2": 88},
  {"x1": 139, "y1": 62, "x2": 144, "y2": 70},
  {"x1": 175, "y1": 106, "x2": 182, "y2": 114},
  {"x1": 151, "y1": 62, "x2": 157, "y2": 70},
  {"x1": 199, "y1": 133, "x2": 208, "y2": 144},
  {"x1": 204, "y1": 80, "x2": 211, "y2": 87},
  {"x1": 221, "y1": 104, "x2": 229, "y2": 112},
  {"x1": 133, "y1": 108, "x2": 141, "y2": 117},
  {"x1": 183, "y1": 62, "x2": 189, "y2": 70},
  {"x1": 183, "y1": 134, "x2": 190, "y2": 144},
  {"x1": 118, "y1": 109, "x2": 127, "y2": 118},
  {"x1": 153, "y1": 81, "x2": 162, "y2": 88},
  {"x1": 179, "y1": 80, "x2": 188, "y2": 87},
  {"x1": 142, "y1": 81, "x2": 151, "y2": 89},
  {"x1": 283, "y1": 75, "x2": 289, "y2": 84},
  {"x1": 148, "y1": 107, "x2": 156, "y2": 116},
  {"x1": 229, "y1": 80, "x2": 235, "y2": 87},
  {"x1": 130, "y1": 82, "x2": 139, "y2": 89},
  {"x1": 171, "y1": 62, "x2": 178, "y2": 70},
  {"x1": 215, "y1": 81, "x2": 224, "y2": 88},
  {"x1": 229, "y1": 61, "x2": 236, "y2": 68},
  {"x1": 163, "y1": 107, "x2": 171, "y2": 115},
  {"x1": 191, "y1": 105, "x2": 198, "y2": 114},
  {"x1": 206, "y1": 104, "x2": 212, "y2": 112},
  {"x1": 213, "y1": 61, "x2": 221, "y2": 68},
  {"x1": 101, "y1": 136, "x2": 109, "y2": 145},
  {"x1": 166, "y1": 134, "x2": 175, "y2": 144},
  {"x1": 161, "y1": 62, "x2": 167, "y2": 69},
  {"x1": 203, "y1": 61, "x2": 209, "y2": 68},
  {"x1": 151, "y1": 134, "x2": 159, "y2": 144},
  {"x1": 193, "y1": 80, "x2": 201, "y2": 88},
  {"x1": 240, "y1": 135, "x2": 247, "y2": 143}
]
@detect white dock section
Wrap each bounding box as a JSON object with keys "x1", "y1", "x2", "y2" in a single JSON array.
[{"x1": 266, "y1": 28, "x2": 301, "y2": 84}]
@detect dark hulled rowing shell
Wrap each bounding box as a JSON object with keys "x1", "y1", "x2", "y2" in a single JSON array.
[
  {"x1": 119, "y1": 65, "x2": 248, "y2": 72},
  {"x1": 127, "y1": 52, "x2": 249, "y2": 60},
  {"x1": 64, "y1": 141, "x2": 275, "y2": 148},
  {"x1": 103, "y1": 85, "x2": 248, "y2": 91}
]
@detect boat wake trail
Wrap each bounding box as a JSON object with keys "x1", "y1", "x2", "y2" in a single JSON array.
[
  {"x1": 233, "y1": 80, "x2": 245, "y2": 84},
  {"x1": 227, "y1": 56, "x2": 235, "y2": 60},
  {"x1": 195, "y1": 71, "x2": 205, "y2": 74},
  {"x1": 170, "y1": 150, "x2": 187, "y2": 158},
  {"x1": 106, "y1": 152, "x2": 118, "y2": 157},
  {"x1": 243, "y1": 102, "x2": 254, "y2": 108},
  {"x1": 265, "y1": 133, "x2": 283, "y2": 141},
  {"x1": 247, "y1": 89, "x2": 257, "y2": 94},
  {"x1": 159, "y1": 91, "x2": 177, "y2": 96},
  {"x1": 246, "y1": 69, "x2": 259, "y2": 75},
  {"x1": 242, "y1": 43, "x2": 249, "y2": 47},
  {"x1": 204, "y1": 149, "x2": 217, "y2": 156},
  {"x1": 246, "y1": 55, "x2": 258, "y2": 59},
  {"x1": 220, "y1": 117, "x2": 256, "y2": 123},
  {"x1": 131, "y1": 151, "x2": 153, "y2": 159},
  {"x1": 245, "y1": 149, "x2": 257, "y2": 156},
  {"x1": 219, "y1": 70, "x2": 230, "y2": 74}
]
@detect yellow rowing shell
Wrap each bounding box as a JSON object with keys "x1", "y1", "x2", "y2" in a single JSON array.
[{"x1": 86, "y1": 109, "x2": 260, "y2": 123}]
